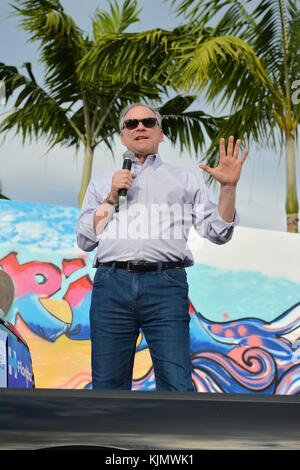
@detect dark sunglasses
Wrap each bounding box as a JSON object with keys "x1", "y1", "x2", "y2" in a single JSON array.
[{"x1": 122, "y1": 117, "x2": 160, "y2": 130}]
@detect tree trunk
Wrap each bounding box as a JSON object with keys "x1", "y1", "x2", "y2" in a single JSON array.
[
  {"x1": 78, "y1": 144, "x2": 94, "y2": 208},
  {"x1": 285, "y1": 131, "x2": 299, "y2": 233}
]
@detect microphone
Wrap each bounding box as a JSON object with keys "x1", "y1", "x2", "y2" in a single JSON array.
[{"x1": 119, "y1": 150, "x2": 135, "y2": 199}]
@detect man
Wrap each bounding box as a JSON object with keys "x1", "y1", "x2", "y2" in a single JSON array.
[{"x1": 76, "y1": 102, "x2": 248, "y2": 391}]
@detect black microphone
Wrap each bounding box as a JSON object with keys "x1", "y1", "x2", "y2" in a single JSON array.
[{"x1": 119, "y1": 150, "x2": 135, "y2": 199}]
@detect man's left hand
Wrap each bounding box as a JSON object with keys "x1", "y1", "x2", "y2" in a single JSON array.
[{"x1": 199, "y1": 136, "x2": 248, "y2": 186}]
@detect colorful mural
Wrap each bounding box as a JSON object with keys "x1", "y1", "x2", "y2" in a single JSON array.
[{"x1": 0, "y1": 199, "x2": 299, "y2": 393}]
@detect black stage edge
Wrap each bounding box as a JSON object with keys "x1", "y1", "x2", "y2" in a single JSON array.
[{"x1": 0, "y1": 388, "x2": 299, "y2": 450}]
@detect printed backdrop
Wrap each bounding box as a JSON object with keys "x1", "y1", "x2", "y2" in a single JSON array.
[{"x1": 0, "y1": 199, "x2": 299, "y2": 393}]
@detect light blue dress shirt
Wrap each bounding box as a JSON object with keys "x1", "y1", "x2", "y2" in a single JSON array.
[{"x1": 76, "y1": 154, "x2": 239, "y2": 267}]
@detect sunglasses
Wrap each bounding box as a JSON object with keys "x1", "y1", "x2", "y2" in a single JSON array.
[{"x1": 122, "y1": 117, "x2": 160, "y2": 130}]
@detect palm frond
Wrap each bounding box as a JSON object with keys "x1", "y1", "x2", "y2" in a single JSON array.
[
  {"x1": 93, "y1": 0, "x2": 141, "y2": 36},
  {"x1": 0, "y1": 62, "x2": 82, "y2": 148},
  {"x1": 159, "y1": 95, "x2": 226, "y2": 155},
  {"x1": 78, "y1": 28, "x2": 175, "y2": 85},
  {"x1": 11, "y1": 0, "x2": 86, "y2": 100}
]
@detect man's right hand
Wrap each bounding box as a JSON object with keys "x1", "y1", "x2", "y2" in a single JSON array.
[{"x1": 110, "y1": 170, "x2": 137, "y2": 203}]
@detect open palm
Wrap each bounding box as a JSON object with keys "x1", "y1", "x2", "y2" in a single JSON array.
[{"x1": 199, "y1": 136, "x2": 248, "y2": 186}]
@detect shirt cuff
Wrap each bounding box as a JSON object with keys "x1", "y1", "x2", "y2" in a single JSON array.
[
  {"x1": 209, "y1": 207, "x2": 240, "y2": 234},
  {"x1": 77, "y1": 210, "x2": 98, "y2": 244}
]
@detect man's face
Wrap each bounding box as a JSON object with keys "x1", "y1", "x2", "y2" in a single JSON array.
[{"x1": 120, "y1": 106, "x2": 164, "y2": 159}]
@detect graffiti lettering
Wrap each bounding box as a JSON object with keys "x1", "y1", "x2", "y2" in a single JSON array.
[
  {"x1": 62, "y1": 258, "x2": 86, "y2": 278},
  {"x1": 64, "y1": 275, "x2": 93, "y2": 310},
  {"x1": 0, "y1": 251, "x2": 93, "y2": 344},
  {"x1": 0, "y1": 252, "x2": 61, "y2": 298}
]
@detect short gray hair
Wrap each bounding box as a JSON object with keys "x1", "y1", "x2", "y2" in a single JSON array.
[{"x1": 119, "y1": 102, "x2": 162, "y2": 131}]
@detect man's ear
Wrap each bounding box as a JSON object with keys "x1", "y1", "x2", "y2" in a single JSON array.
[{"x1": 159, "y1": 128, "x2": 164, "y2": 142}]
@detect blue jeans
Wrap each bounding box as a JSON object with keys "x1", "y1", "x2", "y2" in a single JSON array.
[{"x1": 89, "y1": 262, "x2": 194, "y2": 391}]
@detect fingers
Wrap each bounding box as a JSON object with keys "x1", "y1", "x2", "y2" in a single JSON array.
[
  {"x1": 112, "y1": 169, "x2": 136, "y2": 192},
  {"x1": 220, "y1": 136, "x2": 235, "y2": 158},
  {"x1": 219, "y1": 138, "x2": 226, "y2": 159},
  {"x1": 221, "y1": 135, "x2": 234, "y2": 157},
  {"x1": 220, "y1": 136, "x2": 249, "y2": 162},
  {"x1": 227, "y1": 136, "x2": 234, "y2": 157},
  {"x1": 233, "y1": 139, "x2": 240, "y2": 159},
  {"x1": 240, "y1": 149, "x2": 249, "y2": 164},
  {"x1": 199, "y1": 164, "x2": 212, "y2": 174}
]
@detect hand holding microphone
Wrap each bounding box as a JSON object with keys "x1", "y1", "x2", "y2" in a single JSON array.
[
  {"x1": 109, "y1": 151, "x2": 136, "y2": 203},
  {"x1": 96, "y1": 151, "x2": 136, "y2": 235},
  {"x1": 119, "y1": 151, "x2": 136, "y2": 199}
]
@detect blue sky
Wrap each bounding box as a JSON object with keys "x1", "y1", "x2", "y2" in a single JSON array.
[{"x1": 0, "y1": 0, "x2": 297, "y2": 232}]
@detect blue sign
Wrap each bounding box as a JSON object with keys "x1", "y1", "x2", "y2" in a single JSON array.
[{"x1": 7, "y1": 335, "x2": 33, "y2": 388}]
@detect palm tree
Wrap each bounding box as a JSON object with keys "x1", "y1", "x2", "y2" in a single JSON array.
[
  {"x1": 168, "y1": 0, "x2": 300, "y2": 233},
  {"x1": 78, "y1": 2, "x2": 271, "y2": 205},
  {"x1": 0, "y1": 0, "x2": 158, "y2": 207},
  {"x1": 0, "y1": 0, "x2": 231, "y2": 208}
]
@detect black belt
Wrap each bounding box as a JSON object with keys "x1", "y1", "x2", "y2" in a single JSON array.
[{"x1": 96, "y1": 260, "x2": 185, "y2": 272}]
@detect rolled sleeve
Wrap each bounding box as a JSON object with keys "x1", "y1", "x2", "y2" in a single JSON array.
[
  {"x1": 192, "y1": 176, "x2": 240, "y2": 245},
  {"x1": 204, "y1": 206, "x2": 239, "y2": 244},
  {"x1": 76, "y1": 178, "x2": 105, "y2": 252},
  {"x1": 76, "y1": 209, "x2": 98, "y2": 252}
]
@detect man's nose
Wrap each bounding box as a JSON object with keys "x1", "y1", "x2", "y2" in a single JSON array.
[{"x1": 136, "y1": 121, "x2": 146, "y2": 130}]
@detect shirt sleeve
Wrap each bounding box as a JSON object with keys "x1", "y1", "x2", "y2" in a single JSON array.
[
  {"x1": 192, "y1": 176, "x2": 240, "y2": 244},
  {"x1": 76, "y1": 178, "x2": 104, "y2": 252}
]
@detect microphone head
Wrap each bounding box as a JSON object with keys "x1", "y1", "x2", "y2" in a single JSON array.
[{"x1": 122, "y1": 150, "x2": 135, "y2": 161}]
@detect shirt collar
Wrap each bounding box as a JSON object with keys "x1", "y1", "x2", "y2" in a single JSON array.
[{"x1": 132, "y1": 153, "x2": 163, "y2": 170}]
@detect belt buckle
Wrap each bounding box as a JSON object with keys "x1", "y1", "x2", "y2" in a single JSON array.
[{"x1": 127, "y1": 261, "x2": 140, "y2": 272}]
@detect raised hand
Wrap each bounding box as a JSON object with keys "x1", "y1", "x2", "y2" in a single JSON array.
[{"x1": 199, "y1": 136, "x2": 248, "y2": 186}]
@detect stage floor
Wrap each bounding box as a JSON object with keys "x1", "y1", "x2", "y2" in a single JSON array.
[{"x1": 0, "y1": 389, "x2": 299, "y2": 450}]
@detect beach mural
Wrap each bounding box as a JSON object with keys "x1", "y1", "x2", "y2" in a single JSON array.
[{"x1": 0, "y1": 199, "x2": 299, "y2": 393}]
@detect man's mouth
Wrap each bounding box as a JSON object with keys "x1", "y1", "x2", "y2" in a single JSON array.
[{"x1": 135, "y1": 136, "x2": 148, "y2": 140}]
